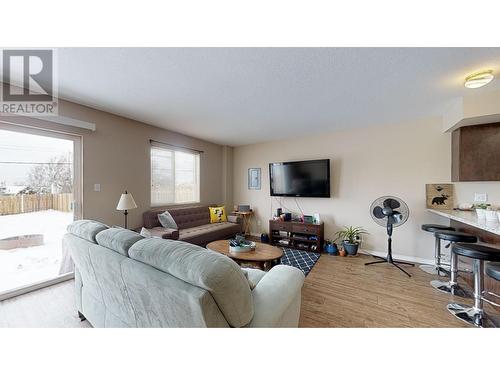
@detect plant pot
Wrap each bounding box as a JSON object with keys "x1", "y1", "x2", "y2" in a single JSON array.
[
  {"x1": 325, "y1": 243, "x2": 338, "y2": 255},
  {"x1": 260, "y1": 233, "x2": 270, "y2": 243},
  {"x1": 339, "y1": 248, "x2": 347, "y2": 257},
  {"x1": 485, "y1": 210, "x2": 498, "y2": 222},
  {"x1": 476, "y1": 208, "x2": 486, "y2": 220},
  {"x1": 343, "y1": 241, "x2": 359, "y2": 256}
]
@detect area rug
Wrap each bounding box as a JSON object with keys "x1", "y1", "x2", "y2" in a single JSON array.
[{"x1": 280, "y1": 248, "x2": 321, "y2": 276}]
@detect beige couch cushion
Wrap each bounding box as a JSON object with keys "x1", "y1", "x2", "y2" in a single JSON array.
[{"x1": 128, "y1": 237, "x2": 254, "y2": 327}]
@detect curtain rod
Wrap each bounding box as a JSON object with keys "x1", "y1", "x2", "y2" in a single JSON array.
[{"x1": 149, "y1": 139, "x2": 204, "y2": 154}]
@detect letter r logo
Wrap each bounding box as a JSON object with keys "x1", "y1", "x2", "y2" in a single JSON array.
[{"x1": 2, "y1": 49, "x2": 54, "y2": 102}]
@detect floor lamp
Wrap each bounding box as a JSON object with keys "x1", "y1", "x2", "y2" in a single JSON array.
[{"x1": 116, "y1": 190, "x2": 137, "y2": 229}]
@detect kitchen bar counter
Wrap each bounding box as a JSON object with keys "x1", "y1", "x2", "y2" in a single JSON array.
[
  {"x1": 428, "y1": 208, "x2": 500, "y2": 237},
  {"x1": 428, "y1": 208, "x2": 500, "y2": 299}
]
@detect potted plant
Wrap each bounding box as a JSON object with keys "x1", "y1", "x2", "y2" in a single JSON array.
[
  {"x1": 324, "y1": 240, "x2": 338, "y2": 255},
  {"x1": 335, "y1": 226, "x2": 368, "y2": 256},
  {"x1": 260, "y1": 232, "x2": 270, "y2": 243}
]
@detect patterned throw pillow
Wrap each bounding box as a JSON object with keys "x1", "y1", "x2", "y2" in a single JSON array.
[
  {"x1": 209, "y1": 206, "x2": 227, "y2": 223},
  {"x1": 158, "y1": 211, "x2": 178, "y2": 229}
]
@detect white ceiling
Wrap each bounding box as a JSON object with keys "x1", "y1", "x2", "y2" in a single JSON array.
[{"x1": 17, "y1": 48, "x2": 500, "y2": 145}]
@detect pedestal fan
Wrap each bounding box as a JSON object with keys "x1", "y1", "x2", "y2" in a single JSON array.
[{"x1": 366, "y1": 196, "x2": 415, "y2": 277}]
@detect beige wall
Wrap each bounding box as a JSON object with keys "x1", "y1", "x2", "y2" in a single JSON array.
[
  {"x1": 221, "y1": 145, "x2": 234, "y2": 208},
  {"x1": 1, "y1": 98, "x2": 225, "y2": 229},
  {"x1": 455, "y1": 183, "x2": 500, "y2": 206},
  {"x1": 3, "y1": 85, "x2": 499, "y2": 259},
  {"x1": 233, "y1": 117, "x2": 500, "y2": 263}
]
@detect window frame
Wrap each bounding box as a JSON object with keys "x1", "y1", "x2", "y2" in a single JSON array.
[{"x1": 150, "y1": 142, "x2": 201, "y2": 207}]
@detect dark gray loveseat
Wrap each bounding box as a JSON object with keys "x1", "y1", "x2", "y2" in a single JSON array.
[{"x1": 142, "y1": 205, "x2": 242, "y2": 246}]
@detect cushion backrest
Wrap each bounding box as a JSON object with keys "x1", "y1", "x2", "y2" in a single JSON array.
[
  {"x1": 128, "y1": 237, "x2": 253, "y2": 327},
  {"x1": 95, "y1": 228, "x2": 144, "y2": 256},
  {"x1": 67, "y1": 220, "x2": 109, "y2": 242},
  {"x1": 143, "y1": 205, "x2": 211, "y2": 229},
  {"x1": 168, "y1": 205, "x2": 210, "y2": 229},
  {"x1": 143, "y1": 208, "x2": 166, "y2": 228}
]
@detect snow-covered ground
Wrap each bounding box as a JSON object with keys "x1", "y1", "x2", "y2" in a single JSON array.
[{"x1": 0, "y1": 210, "x2": 73, "y2": 293}]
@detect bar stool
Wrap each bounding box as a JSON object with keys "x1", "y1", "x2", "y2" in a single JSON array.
[
  {"x1": 430, "y1": 230, "x2": 477, "y2": 298},
  {"x1": 420, "y1": 224, "x2": 455, "y2": 275},
  {"x1": 485, "y1": 262, "x2": 500, "y2": 304},
  {"x1": 447, "y1": 244, "x2": 500, "y2": 327},
  {"x1": 486, "y1": 262, "x2": 500, "y2": 283}
]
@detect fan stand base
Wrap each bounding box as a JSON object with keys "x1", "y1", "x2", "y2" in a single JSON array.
[{"x1": 365, "y1": 255, "x2": 415, "y2": 278}]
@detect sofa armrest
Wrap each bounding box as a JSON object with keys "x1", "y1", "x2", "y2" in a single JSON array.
[
  {"x1": 247, "y1": 265, "x2": 305, "y2": 328},
  {"x1": 148, "y1": 227, "x2": 180, "y2": 240},
  {"x1": 227, "y1": 215, "x2": 241, "y2": 224}
]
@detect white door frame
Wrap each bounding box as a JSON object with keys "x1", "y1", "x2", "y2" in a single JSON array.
[{"x1": 0, "y1": 120, "x2": 83, "y2": 301}]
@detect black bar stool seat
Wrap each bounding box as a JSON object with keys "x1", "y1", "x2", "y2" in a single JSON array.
[
  {"x1": 447, "y1": 244, "x2": 500, "y2": 327},
  {"x1": 486, "y1": 262, "x2": 500, "y2": 281},
  {"x1": 421, "y1": 224, "x2": 455, "y2": 232},
  {"x1": 453, "y1": 244, "x2": 500, "y2": 261},
  {"x1": 420, "y1": 225, "x2": 456, "y2": 276},
  {"x1": 434, "y1": 230, "x2": 477, "y2": 243}
]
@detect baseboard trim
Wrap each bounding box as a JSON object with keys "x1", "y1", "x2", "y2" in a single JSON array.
[
  {"x1": 0, "y1": 273, "x2": 75, "y2": 302},
  {"x1": 358, "y1": 249, "x2": 433, "y2": 266},
  {"x1": 249, "y1": 231, "x2": 435, "y2": 265}
]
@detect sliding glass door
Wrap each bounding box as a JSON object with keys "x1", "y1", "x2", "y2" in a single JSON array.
[{"x1": 0, "y1": 122, "x2": 82, "y2": 300}]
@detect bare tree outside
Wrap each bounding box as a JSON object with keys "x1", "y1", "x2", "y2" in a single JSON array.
[
  {"x1": 0, "y1": 128, "x2": 75, "y2": 293},
  {"x1": 23, "y1": 154, "x2": 73, "y2": 194}
]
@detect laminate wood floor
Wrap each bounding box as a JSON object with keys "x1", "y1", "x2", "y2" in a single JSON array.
[
  {"x1": 0, "y1": 254, "x2": 493, "y2": 328},
  {"x1": 299, "y1": 253, "x2": 482, "y2": 327}
]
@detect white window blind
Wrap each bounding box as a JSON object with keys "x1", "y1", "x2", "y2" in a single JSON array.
[{"x1": 150, "y1": 143, "x2": 200, "y2": 206}]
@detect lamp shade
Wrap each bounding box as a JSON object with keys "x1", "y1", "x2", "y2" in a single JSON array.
[{"x1": 116, "y1": 191, "x2": 138, "y2": 211}]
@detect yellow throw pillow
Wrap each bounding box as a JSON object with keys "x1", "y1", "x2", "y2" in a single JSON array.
[{"x1": 209, "y1": 206, "x2": 227, "y2": 223}]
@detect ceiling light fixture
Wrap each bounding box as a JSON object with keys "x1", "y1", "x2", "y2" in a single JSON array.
[{"x1": 464, "y1": 70, "x2": 494, "y2": 89}]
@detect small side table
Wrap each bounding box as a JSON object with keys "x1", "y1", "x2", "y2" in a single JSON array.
[{"x1": 232, "y1": 211, "x2": 254, "y2": 236}]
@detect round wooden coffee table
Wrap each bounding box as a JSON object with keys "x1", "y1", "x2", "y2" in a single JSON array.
[{"x1": 206, "y1": 240, "x2": 283, "y2": 270}]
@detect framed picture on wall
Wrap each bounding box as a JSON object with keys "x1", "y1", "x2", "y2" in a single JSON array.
[
  {"x1": 426, "y1": 183, "x2": 454, "y2": 210},
  {"x1": 248, "y1": 168, "x2": 261, "y2": 190}
]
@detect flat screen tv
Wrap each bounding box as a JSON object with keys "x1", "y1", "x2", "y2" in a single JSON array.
[{"x1": 269, "y1": 159, "x2": 330, "y2": 198}]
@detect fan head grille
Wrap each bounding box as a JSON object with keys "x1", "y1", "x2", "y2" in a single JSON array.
[{"x1": 370, "y1": 196, "x2": 409, "y2": 227}]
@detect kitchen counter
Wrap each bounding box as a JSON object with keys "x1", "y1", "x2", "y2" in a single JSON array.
[
  {"x1": 428, "y1": 209, "x2": 500, "y2": 237},
  {"x1": 428, "y1": 209, "x2": 500, "y2": 298}
]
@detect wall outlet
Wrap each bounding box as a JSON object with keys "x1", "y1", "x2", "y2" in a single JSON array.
[
  {"x1": 94, "y1": 184, "x2": 101, "y2": 192},
  {"x1": 257, "y1": 220, "x2": 261, "y2": 227},
  {"x1": 474, "y1": 192, "x2": 487, "y2": 203}
]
